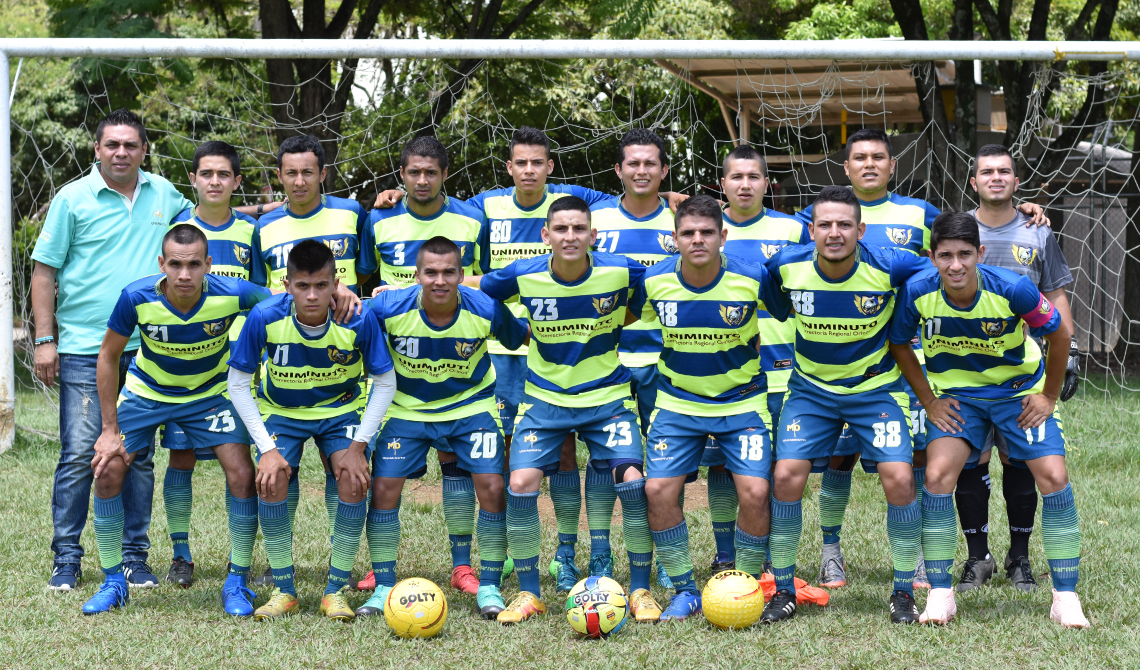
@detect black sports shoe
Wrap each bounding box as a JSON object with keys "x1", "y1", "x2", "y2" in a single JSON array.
[
  {"x1": 123, "y1": 561, "x2": 159, "y2": 588},
  {"x1": 251, "y1": 566, "x2": 275, "y2": 588},
  {"x1": 760, "y1": 588, "x2": 797, "y2": 624},
  {"x1": 1004, "y1": 555, "x2": 1038, "y2": 594},
  {"x1": 956, "y1": 555, "x2": 995, "y2": 593},
  {"x1": 166, "y1": 557, "x2": 194, "y2": 588},
  {"x1": 710, "y1": 557, "x2": 736, "y2": 576},
  {"x1": 888, "y1": 590, "x2": 919, "y2": 624}
]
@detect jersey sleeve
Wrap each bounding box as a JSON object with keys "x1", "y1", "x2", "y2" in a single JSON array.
[
  {"x1": 793, "y1": 204, "x2": 812, "y2": 227},
  {"x1": 890, "y1": 248, "x2": 931, "y2": 287},
  {"x1": 630, "y1": 279, "x2": 652, "y2": 322},
  {"x1": 625, "y1": 256, "x2": 648, "y2": 317},
  {"x1": 476, "y1": 218, "x2": 493, "y2": 274},
  {"x1": 760, "y1": 253, "x2": 793, "y2": 321},
  {"x1": 888, "y1": 283, "x2": 922, "y2": 345},
  {"x1": 356, "y1": 310, "x2": 394, "y2": 375},
  {"x1": 466, "y1": 190, "x2": 489, "y2": 214},
  {"x1": 238, "y1": 280, "x2": 273, "y2": 310},
  {"x1": 570, "y1": 186, "x2": 614, "y2": 207},
  {"x1": 1039, "y1": 230, "x2": 1074, "y2": 292},
  {"x1": 106, "y1": 290, "x2": 139, "y2": 338},
  {"x1": 920, "y1": 201, "x2": 941, "y2": 252},
  {"x1": 30, "y1": 192, "x2": 74, "y2": 269},
  {"x1": 171, "y1": 207, "x2": 194, "y2": 224},
  {"x1": 228, "y1": 306, "x2": 268, "y2": 373},
  {"x1": 478, "y1": 264, "x2": 521, "y2": 302},
  {"x1": 357, "y1": 211, "x2": 379, "y2": 277},
  {"x1": 1010, "y1": 275, "x2": 1062, "y2": 336},
  {"x1": 796, "y1": 219, "x2": 811, "y2": 244},
  {"x1": 490, "y1": 301, "x2": 529, "y2": 351},
  {"x1": 248, "y1": 227, "x2": 268, "y2": 286}
]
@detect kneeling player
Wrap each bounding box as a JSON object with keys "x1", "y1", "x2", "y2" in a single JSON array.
[
  {"x1": 227, "y1": 240, "x2": 396, "y2": 621},
  {"x1": 354, "y1": 236, "x2": 528, "y2": 619},
  {"x1": 888, "y1": 212, "x2": 1088, "y2": 628},
  {"x1": 83, "y1": 225, "x2": 271, "y2": 615},
  {"x1": 480, "y1": 196, "x2": 657, "y2": 624},
  {"x1": 634, "y1": 196, "x2": 780, "y2": 620}
]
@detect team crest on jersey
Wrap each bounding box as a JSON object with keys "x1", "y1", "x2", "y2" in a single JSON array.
[
  {"x1": 760, "y1": 242, "x2": 783, "y2": 259},
  {"x1": 886, "y1": 227, "x2": 913, "y2": 246},
  {"x1": 593, "y1": 293, "x2": 618, "y2": 315},
  {"x1": 233, "y1": 245, "x2": 251, "y2": 266},
  {"x1": 981, "y1": 320, "x2": 1006, "y2": 337},
  {"x1": 202, "y1": 317, "x2": 232, "y2": 337},
  {"x1": 1013, "y1": 245, "x2": 1037, "y2": 266},
  {"x1": 657, "y1": 233, "x2": 678, "y2": 254},
  {"x1": 325, "y1": 238, "x2": 349, "y2": 258},
  {"x1": 327, "y1": 346, "x2": 356, "y2": 365},
  {"x1": 719, "y1": 304, "x2": 748, "y2": 326},
  {"x1": 853, "y1": 294, "x2": 886, "y2": 316},
  {"x1": 1039, "y1": 297, "x2": 1052, "y2": 314},
  {"x1": 455, "y1": 340, "x2": 480, "y2": 360}
]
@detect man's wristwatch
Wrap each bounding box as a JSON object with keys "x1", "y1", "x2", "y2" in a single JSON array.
[{"x1": 257, "y1": 203, "x2": 265, "y2": 216}]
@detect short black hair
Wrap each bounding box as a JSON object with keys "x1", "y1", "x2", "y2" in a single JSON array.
[
  {"x1": 192, "y1": 140, "x2": 241, "y2": 176},
  {"x1": 508, "y1": 127, "x2": 551, "y2": 160},
  {"x1": 277, "y1": 134, "x2": 325, "y2": 171},
  {"x1": 401, "y1": 135, "x2": 449, "y2": 171},
  {"x1": 811, "y1": 186, "x2": 861, "y2": 225},
  {"x1": 722, "y1": 143, "x2": 767, "y2": 177},
  {"x1": 162, "y1": 223, "x2": 209, "y2": 258},
  {"x1": 546, "y1": 195, "x2": 591, "y2": 225},
  {"x1": 674, "y1": 194, "x2": 723, "y2": 230},
  {"x1": 974, "y1": 143, "x2": 1015, "y2": 173},
  {"x1": 617, "y1": 128, "x2": 668, "y2": 165},
  {"x1": 846, "y1": 128, "x2": 892, "y2": 160},
  {"x1": 417, "y1": 235, "x2": 462, "y2": 268},
  {"x1": 286, "y1": 239, "x2": 336, "y2": 279},
  {"x1": 931, "y1": 211, "x2": 981, "y2": 251},
  {"x1": 95, "y1": 108, "x2": 148, "y2": 146}
]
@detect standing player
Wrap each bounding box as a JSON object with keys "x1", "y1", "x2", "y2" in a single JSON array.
[
  {"x1": 479, "y1": 197, "x2": 657, "y2": 625},
  {"x1": 227, "y1": 241, "x2": 396, "y2": 620},
  {"x1": 81, "y1": 224, "x2": 270, "y2": 615},
  {"x1": 952, "y1": 144, "x2": 1079, "y2": 592},
  {"x1": 888, "y1": 212, "x2": 1087, "y2": 628},
  {"x1": 635, "y1": 195, "x2": 780, "y2": 620},
  {"x1": 760, "y1": 186, "x2": 929, "y2": 624},
  {"x1": 354, "y1": 237, "x2": 527, "y2": 619}
]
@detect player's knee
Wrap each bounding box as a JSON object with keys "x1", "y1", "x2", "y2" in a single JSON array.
[
  {"x1": 94, "y1": 462, "x2": 128, "y2": 498},
  {"x1": 371, "y1": 478, "x2": 404, "y2": 508},
  {"x1": 735, "y1": 477, "x2": 770, "y2": 509},
  {"x1": 926, "y1": 466, "x2": 958, "y2": 494},
  {"x1": 611, "y1": 460, "x2": 642, "y2": 483},
  {"x1": 508, "y1": 469, "x2": 543, "y2": 494},
  {"x1": 227, "y1": 461, "x2": 256, "y2": 498},
  {"x1": 644, "y1": 478, "x2": 675, "y2": 505},
  {"x1": 474, "y1": 472, "x2": 504, "y2": 503}
]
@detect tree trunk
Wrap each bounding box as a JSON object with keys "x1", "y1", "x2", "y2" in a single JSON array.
[{"x1": 951, "y1": 0, "x2": 977, "y2": 209}]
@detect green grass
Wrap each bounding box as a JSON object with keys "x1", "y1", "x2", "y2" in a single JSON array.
[{"x1": 2, "y1": 390, "x2": 1139, "y2": 669}]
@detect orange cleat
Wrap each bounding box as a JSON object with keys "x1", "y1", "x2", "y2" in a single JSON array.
[{"x1": 451, "y1": 565, "x2": 480, "y2": 595}]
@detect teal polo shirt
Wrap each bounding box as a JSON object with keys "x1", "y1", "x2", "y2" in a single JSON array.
[{"x1": 32, "y1": 165, "x2": 195, "y2": 355}]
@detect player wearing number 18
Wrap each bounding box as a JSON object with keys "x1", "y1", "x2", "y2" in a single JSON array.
[{"x1": 82, "y1": 224, "x2": 272, "y2": 616}]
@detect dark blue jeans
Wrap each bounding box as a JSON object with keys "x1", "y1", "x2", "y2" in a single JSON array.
[{"x1": 51, "y1": 352, "x2": 154, "y2": 565}]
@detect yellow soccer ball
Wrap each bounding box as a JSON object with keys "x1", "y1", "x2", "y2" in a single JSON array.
[
  {"x1": 565, "y1": 576, "x2": 629, "y2": 639},
  {"x1": 702, "y1": 570, "x2": 764, "y2": 630},
  {"x1": 384, "y1": 577, "x2": 448, "y2": 639}
]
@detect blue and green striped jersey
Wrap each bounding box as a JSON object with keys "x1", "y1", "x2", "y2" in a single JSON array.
[
  {"x1": 480, "y1": 252, "x2": 646, "y2": 408},
  {"x1": 635, "y1": 254, "x2": 779, "y2": 416},
  {"x1": 171, "y1": 207, "x2": 265, "y2": 284},
  {"x1": 722, "y1": 208, "x2": 809, "y2": 394},
  {"x1": 108, "y1": 274, "x2": 271, "y2": 403},
  {"x1": 359, "y1": 196, "x2": 483, "y2": 287},
  {"x1": 764, "y1": 242, "x2": 929, "y2": 394},
  {"x1": 590, "y1": 195, "x2": 675, "y2": 368},
  {"x1": 796, "y1": 192, "x2": 939, "y2": 256},
  {"x1": 228, "y1": 293, "x2": 393, "y2": 420},
  {"x1": 255, "y1": 196, "x2": 366, "y2": 293},
  {"x1": 889, "y1": 264, "x2": 1062, "y2": 400},
  {"x1": 369, "y1": 285, "x2": 528, "y2": 421}
]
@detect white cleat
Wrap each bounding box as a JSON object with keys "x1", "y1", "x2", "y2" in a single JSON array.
[
  {"x1": 919, "y1": 587, "x2": 956, "y2": 625},
  {"x1": 1049, "y1": 590, "x2": 1090, "y2": 629}
]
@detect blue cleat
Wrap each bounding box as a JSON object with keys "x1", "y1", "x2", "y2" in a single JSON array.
[
  {"x1": 222, "y1": 575, "x2": 256, "y2": 617},
  {"x1": 655, "y1": 560, "x2": 674, "y2": 590},
  {"x1": 122, "y1": 561, "x2": 159, "y2": 588},
  {"x1": 82, "y1": 577, "x2": 129, "y2": 615},
  {"x1": 588, "y1": 552, "x2": 614, "y2": 579},
  {"x1": 551, "y1": 555, "x2": 581, "y2": 593},
  {"x1": 659, "y1": 590, "x2": 702, "y2": 621},
  {"x1": 355, "y1": 585, "x2": 391, "y2": 617}
]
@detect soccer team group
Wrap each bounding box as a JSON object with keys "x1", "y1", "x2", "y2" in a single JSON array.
[{"x1": 40, "y1": 109, "x2": 1090, "y2": 629}]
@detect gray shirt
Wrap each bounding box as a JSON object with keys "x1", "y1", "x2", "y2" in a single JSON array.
[{"x1": 973, "y1": 209, "x2": 1073, "y2": 293}]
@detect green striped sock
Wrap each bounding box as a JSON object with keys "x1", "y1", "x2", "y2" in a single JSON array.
[
  {"x1": 327, "y1": 499, "x2": 366, "y2": 594},
  {"x1": 443, "y1": 475, "x2": 476, "y2": 568},
  {"x1": 367, "y1": 507, "x2": 400, "y2": 588},
  {"x1": 259, "y1": 498, "x2": 295, "y2": 595},
  {"x1": 735, "y1": 527, "x2": 769, "y2": 578},
  {"x1": 287, "y1": 471, "x2": 299, "y2": 526},
  {"x1": 921, "y1": 487, "x2": 956, "y2": 589},
  {"x1": 1042, "y1": 483, "x2": 1081, "y2": 592},
  {"x1": 324, "y1": 473, "x2": 338, "y2": 544},
  {"x1": 708, "y1": 469, "x2": 738, "y2": 558},
  {"x1": 163, "y1": 467, "x2": 193, "y2": 562},
  {"x1": 887, "y1": 500, "x2": 921, "y2": 594},
  {"x1": 913, "y1": 467, "x2": 926, "y2": 510},
  {"x1": 507, "y1": 488, "x2": 542, "y2": 595},
  {"x1": 228, "y1": 495, "x2": 258, "y2": 575},
  {"x1": 770, "y1": 496, "x2": 802, "y2": 593},
  {"x1": 651, "y1": 521, "x2": 695, "y2": 593},
  {"x1": 615, "y1": 479, "x2": 653, "y2": 592},
  {"x1": 549, "y1": 469, "x2": 581, "y2": 559},
  {"x1": 819, "y1": 468, "x2": 851, "y2": 545},
  {"x1": 93, "y1": 494, "x2": 125, "y2": 575},
  {"x1": 477, "y1": 509, "x2": 507, "y2": 587},
  {"x1": 585, "y1": 464, "x2": 615, "y2": 555}
]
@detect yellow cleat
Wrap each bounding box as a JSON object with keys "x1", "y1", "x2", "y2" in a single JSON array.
[
  {"x1": 319, "y1": 588, "x2": 355, "y2": 622},
  {"x1": 254, "y1": 588, "x2": 300, "y2": 621},
  {"x1": 629, "y1": 588, "x2": 663, "y2": 623},
  {"x1": 496, "y1": 591, "x2": 546, "y2": 625}
]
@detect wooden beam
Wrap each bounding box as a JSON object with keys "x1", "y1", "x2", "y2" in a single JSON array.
[{"x1": 718, "y1": 100, "x2": 739, "y2": 146}]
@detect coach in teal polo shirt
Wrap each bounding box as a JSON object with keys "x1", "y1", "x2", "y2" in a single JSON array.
[{"x1": 31, "y1": 109, "x2": 196, "y2": 591}]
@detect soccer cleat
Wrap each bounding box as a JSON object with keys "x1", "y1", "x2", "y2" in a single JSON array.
[
  {"x1": 502, "y1": 554, "x2": 514, "y2": 579},
  {"x1": 477, "y1": 584, "x2": 506, "y2": 619},
  {"x1": 588, "y1": 552, "x2": 614, "y2": 579},
  {"x1": 254, "y1": 588, "x2": 300, "y2": 620},
  {"x1": 629, "y1": 588, "x2": 663, "y2": 623},
  {"x1": 497, "y1": 591, "x2": 546, "y2": 625},
  {"x1": 550, "y1": 555, "x2": 581, "y2": 594},
  {"x1": 122, "y1": 561, "x2": 159, "y2": 588},
  {"x1": 760, "y1": 588, "x2": 797, "y2": 624},
  {"x1": 355, "y1": 585, "x2": 391, "y2": 617},
  {"x1": 710, "y1": 552, "x2": 735, "y2": 576},
  {"x1": 919, "y1": 588, "x2": 957, "y2": 625},
  {"x1": 356, "y1": 570, "x2": 376, "y2": 591},
  {"x1": 451, "y1": 565, "x2": 480, "y2": 595},
  {"x1": 914, "y1": 549, "x2": 930, "y2": 589},
  {"x1": 82, "y1": 578, "x2": 130, "y2": 615},
  {"x1": 319, "y1": 588, "x2": 355, "y2": 621},
  {"x1": 659, "y1": 591, "x2": 701, "y2": 621},
  {"x1": 1005, "y1": 555, "x2": 1038, "y2": 594},
  {"x1": 956, "y1": 555, "x2": 996, "y2": 593},
  {"x1": 818, "y1": 543, "x2": 847, "y2": 588},
  {"x1": 655, "y1": 560, "x2": 674, "y2": 590},
  {"x1": 166, "y1": 557, "x2": 194, "y2": 588},
  {"x1": 49, "y1": 563, "x2": 82, "y2": 591},
  {"x1": 1049, "y1": 589, "x2": 1090, "y2": 629},
  {"x1": 251, "y1": 566, "x2": 275, "y2": 588},
  {"x1": 889, "y1": 589, "x2": 919, "y2": 624},
  {"x1": 222, "y1": 581, "x2": 256, "y2": 617}
]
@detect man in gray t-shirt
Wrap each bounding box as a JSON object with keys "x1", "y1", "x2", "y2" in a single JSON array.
[{"x1": 974, "y1": 209, "x2": 1074, "y2": 297}]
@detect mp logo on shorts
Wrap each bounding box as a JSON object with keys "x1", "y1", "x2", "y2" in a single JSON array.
[
  {"x1": 523, "y1": 432, "x2": 538, "y2": 443},
  {"x1": 327, "y1": 346, "x2": 356, "y2": 365},
  {"x1": 1013, "y1": 244, "x2": 1038, "y2": 266},
  {"x1": 202, "y1": 317, "x2": 233, "y2": 337},
  {"x1": 387, "y1": 439, "x2": 401, "y2": 450},
  {"x1": 593, "y1": 293, "x2": 618, "y2": 315},
  {"x1": 853, "y1": 294, "x2": 886, "y2": 316},
  {"x1": 783, "y1": 419, "x2": 803, "y2": 442},
  {"x1": 652, "y1": 439, "x2": 668, "y2": 454},
  {"x1": 719, "y1": 304, "x2": 748, "y2": 327},
  {"x1": 233, "y1": 245, "x2": 251, "y2": 266},
  {"x1": 886, "y1": 227, "x2": 913, "y2": 246},
  {"x1": 981, "y1": 320, "x2": 1006, "y2": 337},
  {"x1": 325, "y1": 238, "x2": 349, "y2": 258},
  {"x1": 455, "y1": 340, "x2": 480, "y2": 359},
  {"x1": 657, "y1": 233, "x2": 678, "y2": 254},
  {"x1": 761, "y1": 242, "x2": 783, "y2": 259}
]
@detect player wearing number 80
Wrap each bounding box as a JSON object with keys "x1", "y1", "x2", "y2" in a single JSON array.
[{"x1": 82, "y1": 224, "x2": 271, "y2": 616}]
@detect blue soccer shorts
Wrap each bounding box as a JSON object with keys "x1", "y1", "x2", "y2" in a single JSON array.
[
  {"x1": 374, "y1": 411, "x2": 505, "y2": 479},
  {"x1": 157, "y1": 423, "x2": 219, "y2": 461},
  {"x1": 118, "y1": 389, "x2": 248, "y2": 455},
  {"x1": 776, "y1": 373, "x2": 913, "y2": 467},
  {"x1": 257, "y1": 409, "x2": 368, "y2": 468},
  {"x1": 492, "y1": 354, "x2": 527, "y2": 437},
  {"x1": 511, "y1": 394, "x2": 642, "y2": 472},
  {"x1": 926, "y1": 394, "x2": 1067, "y2": 469},
  {"x1": 628, "y1": 365, "x2": 658, "y2": 437},
  {"x1": 648, "y1": 407, "x2": 772, "y2": 480},
  {"x1": 700, "y1": 391, "x2": 785, "y2": 469}
]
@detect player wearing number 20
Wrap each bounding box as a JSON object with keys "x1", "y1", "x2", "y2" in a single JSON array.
[
  {"x1": 887, "y1": 212, "x2": 1088, "y2": 628},
  {"x1": 82, "y1": 224, "x2": 271, "y2": 616}
]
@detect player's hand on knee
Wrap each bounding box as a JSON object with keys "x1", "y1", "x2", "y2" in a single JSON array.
[
  {"x1": 373, "y1": 189, "x2": 404, "y2": 209},
  {"x1": 1018, "y1": 393, "x2": 1056, "y2": 430},
  {"x1": 335, "y1": 442, "x2": 371, "y2": 497},
  {"x1": 91, "y1": 429, "x2": 128, "y2": 478},
  {"x1": 925, "y1": 397, "x2": 963, "y2": 434},
  {"x1": 330, "y1": 285, "x2": 363, "y2": 323},
  {"x1": 256, "y1": 449, "x2": 291, "y2": 498}
]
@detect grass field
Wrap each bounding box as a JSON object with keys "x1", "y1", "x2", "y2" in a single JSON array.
[{"x1": 2, "y1": 382, "x2": 1139, "y2": 670}]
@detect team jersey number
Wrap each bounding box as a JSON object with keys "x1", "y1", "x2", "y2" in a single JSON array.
[
  {"x1": 1024, "y1": 423, "x2": 1047, "y2": 444},
  {"x1": 394, "y1": 337, "x2": 419, "y2": 358},
  {"x1": 271, "y1": 243, "x2": 294, "y2": 269},
  {"x1": 272, "y1": 345, "x2": 290, "y2": 366},
  {"x1": 393, "y1": 243, "x2": 406, "y2": 265},
  {"x1": 656, "y1": 302, "x2": 678, "y2": 326},
  {"x1": 911, "y1": 408, "x2": 927, "y2": 436},
  {"x1": 595, "y1": 231, "x2": 620, "y2": 253},
  {"x1": 923, "y1": 318, "x2": 943, "y2": 339},
  {"x1": 872, "y1": 421, "x2": 903, "y2": 448},
  {"x1": 206, "y1": 409, "x2": 236, "y2": 433},
  {"x1": 738, "y1": 434, "x2": 765, "y2": 461},
  {"x1": 603, "y1": 421, "x2": 634, "y2": 447},
  {"x1": 146, "y1": 325, "x2": 169, "y2": 342},
  {"x1": 530, "y1": 298, "x2": 559, "y2": 321},
  {"x1": 790, "y1": 291, "x2": 815, "y2": 316},
  {"x1": 489, "y1": 220, "x2": 512, "y2": 243},
  {"x1": 470, "y1": 432, "x2": 498, "y2": 459}
]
